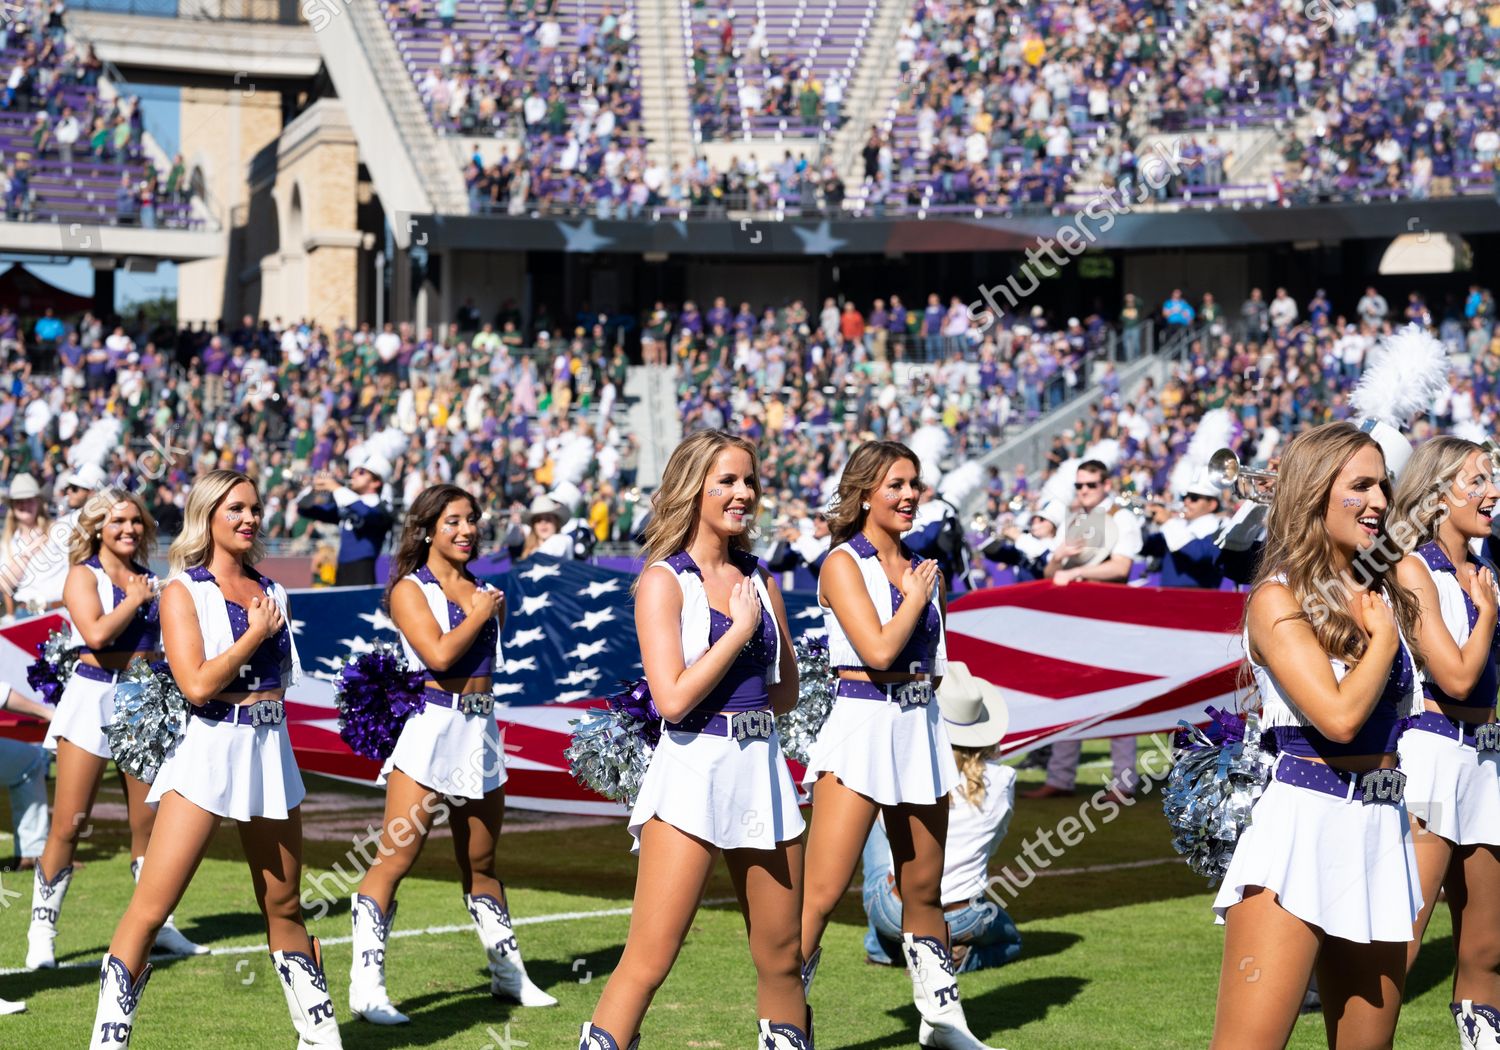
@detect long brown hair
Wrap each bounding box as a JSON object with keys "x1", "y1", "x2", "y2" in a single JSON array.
[
  {"x1": 827, "y1": 440, "x2": 923, "y2": 548},
  {"x1": 384, "y1": 484, "x2": 479, "y2": 610},
  {"x1": 1246, "y1": 421, "x2": 1423, "y2": 677},
  {"x1": 635, "y1": 430, "x2": 761, "y2": 593}
]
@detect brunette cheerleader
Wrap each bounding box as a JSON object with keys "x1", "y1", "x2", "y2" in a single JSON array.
[
  {"x1": 89, "y1": 470, "x2": 340, "y2": 1049},
  {"x1": 1213, "y1": 422, "x2": 1423, "y2": 1048},
  {"x1": 581, "y1": 430, "x2": 805, "y2": 1049},
  {"x1": 1391, "y1": 437, "x2": 1500, "y2": 1046},
  {"x1": 347, "y1": 483, "x2": 555, "y2": 1025},
  {"x1": 800, "y1": 441, "x2": 999, "y2": 1050},
  {"x1": 28, "y1": 489, "x2": 204, "y2": 971}
]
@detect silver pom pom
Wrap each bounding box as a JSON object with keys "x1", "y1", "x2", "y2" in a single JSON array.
[
  {"x1": 1162, "y1": 711, "x2": 1276, "y2": 885},
  {"x1": 564, "y1": 707, "x2": 653, "y2": 805},
  {"x1": 775, "y1": 637, "x2": 833, "y2": 766},
  {"x1": 103, "y1": 660, "x2": 189, "y2": 784}
]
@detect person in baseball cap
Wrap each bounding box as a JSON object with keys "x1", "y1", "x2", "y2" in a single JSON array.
[
  {"x1": 862, "y1": 662, "x2": 1022, "y2": 973},
  {"x1": 297, "y1": 453, "x2": 396, "y2": 586}
]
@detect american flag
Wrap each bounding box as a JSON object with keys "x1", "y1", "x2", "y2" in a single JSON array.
[{"x1": 0, "y1": 565, "x2": 1245, "y2": 814}]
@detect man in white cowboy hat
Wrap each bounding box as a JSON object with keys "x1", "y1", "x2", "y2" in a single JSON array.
[
  {"x1": 297, "y1": 452, "x2": 395, "y2": 586},
  {"x1": 1140, "y1": 473, "x2": 1225, "y2": 589},
  {"x1": 860, "y1": 662, "x2": 1021, "y2": 974}
]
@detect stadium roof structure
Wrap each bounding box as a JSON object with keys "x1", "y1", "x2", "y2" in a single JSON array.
[
  {"x1": 408, "y1": 197, "x2": 1500, "y2": 257},
  {"x1": 0, "y1": 265, "x2": 95, "y2": 314}
]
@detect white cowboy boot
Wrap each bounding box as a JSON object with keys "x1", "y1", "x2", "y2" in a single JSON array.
[
  {"x1": 272, "y1": 937, "x2": 343, "y2": 1048},
  {"x1": 759, "y1": 1008, "x2": 814, "y2": 1049},
  {"x1": 88, "y1": 955, "x2": 151, "y2": 1048},
  {"x1": 349, "y1": 894, "x2": 408, "y2": 1024},
  {"x1": 465, "y1": 893, "x2": 558, "y2": 1006},
  {"x1": 1454, "y1": 1001, "x2": 1500, "y2": 1049},
  {"x1": 25, "y1": 863, "x2": 72, "y2": 970},
  {"x1": 904, "y1": 933, "x2": 1004, "y2": 1050},
  {"x1": 132, "y1": 857, "x2": 207, "y2": 957},
  {"x1": 579, "y1": 1022, "x2": 639, "y2": 1049},
  {"x1": 801, "y1": 946, "x2": 822, "y2": 997}
]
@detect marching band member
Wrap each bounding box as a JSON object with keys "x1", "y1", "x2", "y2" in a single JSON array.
[
  {"x1": 28, "y1": 489, "x2": 203, "y2": 972},
  {"x1": 800, "y1": 440, "x2": 1000, "y2": 1050},
  {"x1": 90, "y1": 470, "x2": 341, "y2": 1049},
  {"x1": 1212, "y1": 422, "x2": 1424, "y2": 1049},
  {"x1": 1390, "y1": 437, "x2": 1500, "y2": 1046},
  {"x1": 582, "y1": 429, "x2": 805, "y2": 1050},
  {"x1": 1140, "y1": 476, "x2": 1225, "y2": 590},
  {"x1": 978, "y1": 502, "x2": 1063, "y2": 583},
  {"x1": 348, "y1": 483, "x2": 555, "y2": 1026}
]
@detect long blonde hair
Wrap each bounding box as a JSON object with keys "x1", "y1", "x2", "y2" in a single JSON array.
[
  {"x1": 827, "y1": 440, "x2": 922, "y2": 548},
  {"x1": 952, "y1": 744, "x2": 998, "y2": 807},
  {"x1": 1247, "y1": 421, "x2": 1423, "y2": 674},
  {"x1": 168, "y1": 470, "x2": 264, "y2": 575},
  {"x1": 635, "y1": 430, "x2": 761, "y2": 592},
  {"x1": 0, "y1": 493, "x2": 50, "y2": 554},
  {"x1": 1390, "y1": 435, "x2": 1483, "y2": 552},
  {"x1": 68, "y1": 488, "x2": 157, "y2": 565}
]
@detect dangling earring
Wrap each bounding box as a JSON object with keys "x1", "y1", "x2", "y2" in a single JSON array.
[
  {"x1": 424, "y1": 535, "x2": 432, "y2": 544},
  {"x1": 95, "y1": 531, "x2": 102, "y2": 539},
  {"x1": 861, "y1": 501, "x2": 870, "y2": 511}
]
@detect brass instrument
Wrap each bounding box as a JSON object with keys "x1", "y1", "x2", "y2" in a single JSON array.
[{"x1": 1208, "y1": 448, "x2": 1276, "y2": 505}]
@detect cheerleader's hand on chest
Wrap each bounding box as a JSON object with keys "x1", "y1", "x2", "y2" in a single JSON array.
[
  {"x1": 727, "y1": 580, "x2": 761, "y2": 646},
  {"x1": 246, "y1": 594, "x2": 285, "y2": 643},
  {"x1": 900, "y1": 559, "x2": 939, "y2": 603},
  {"x1": 466, "y1": 584, "x2": 504, "y2": 621}
]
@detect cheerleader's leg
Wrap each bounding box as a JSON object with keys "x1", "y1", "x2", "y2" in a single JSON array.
[
  {"x1": 726, "y1": 838, "x2": 810, "y2": 1044},
  {"x1": 1211, "y1": 888, "x2": 1321, "y2": 1050},
  {"x1": 121, "y1": 772, "x2": 206, "y2": 956},
  {"x1": 239, "y1": 807, "x2": 343, "y2": 1049},
  {"x1": 91, "y1": 790, "x2": 221, "y2": 1048},
  {"x1": 1315, "y1": 934, "x2": 1407, "y2": 1048},
  {"x1": 31, "y1": 740, "x2": 107, "y2": 970},
  {"x1": 1407, "y1": 812, "x2": 1456, "y2": 974},
  {"x1": 455, "y1": 786, "x2": 557, "y2": 1007},
  {"x1": 1449, "y1": 843, "x2": 1500, "y2": 1042},
  {"x1": 800, "y1": 773, "x2": 881, "y2": 967},
  {"x1": 587, "y1": 817, "x2": 718, "y2": 1042}
]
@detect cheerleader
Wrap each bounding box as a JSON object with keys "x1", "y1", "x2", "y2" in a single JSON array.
[
  {"x1": 1212, "y1": 422, "x2": 1423, "y2": 1048},
  {"x1": 581, "y1": 430, "x2": 806, "y2": 1050},
  {"x1": 89, "y1": 470, "x2": 340, "y2": 1049},
  {"x1": 1390, "y1": 437, "x2": 1500, "y2": 1045},
  {"x1": 27, "y1": 488, "x2": 203, "y2": 972},
  {"x1": 800, "y1": 441, "x2": 998, "y2": 1050},
  {"x1": 347, "y1": 483, "x2": 555, "y2": 1026}
]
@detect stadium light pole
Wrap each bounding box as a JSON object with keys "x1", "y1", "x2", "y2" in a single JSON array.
[{"x1": 375, "y1": 249, "x2": 385, "y2": 329}]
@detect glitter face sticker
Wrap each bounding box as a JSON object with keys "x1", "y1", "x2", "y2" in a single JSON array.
[
  {"x1": 224, "y1": 511, "x2": 244, "y2": 524},
  {"x1": 707, "y1": 488, "x2": 724, "y2": 496},
  {"x1": 1341, "y1": 498, "x2": 1362, "y2": 508},
  {"x1": 882, "y1": 491, "x2": 901, "y2": 503}
]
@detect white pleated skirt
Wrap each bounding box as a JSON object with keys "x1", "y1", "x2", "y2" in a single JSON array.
[
  {"x1": 1212, "y1": 774, "x2": 1422, "y2": 943},
  {"x1": 45, "y1": 672, "x2": 115, "y2": 759},
  {"x1": 627, "y1": 726, "x2": 806, "y2": 854},
  {"x1": 146, "y1": 714, "x2": 306, "y2": 822},
  {"x1": 801, "y1": 692, "x2": 959, "y2": 807},
  {"x1": 1399, "y1": 724, "x2": 1500, "y2": 847},
  {"x1": 380, "y1": 703, "x2": 506, "y2": 801}
]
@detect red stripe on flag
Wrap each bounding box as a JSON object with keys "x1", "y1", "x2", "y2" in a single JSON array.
[
  {"x1": 951, "y1": 580, "x2": 1245, "y2": 634},
  {"x1": 946, "y1": 632, "x2": 1159, "y2": 699}
]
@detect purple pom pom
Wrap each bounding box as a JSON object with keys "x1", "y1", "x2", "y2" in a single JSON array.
[
  {"x1": 607, "y1": 678, "x2": 661, "y2": 748},
  {"x1": 334, "y1": 644, "x2": 430, "y2": 761},
  {"x1": 26, "y1": 631, "x2": 79, "y2": 706},
  {"x1": 1174, "y1": 706, "x2": 1247, "y2": 750}
]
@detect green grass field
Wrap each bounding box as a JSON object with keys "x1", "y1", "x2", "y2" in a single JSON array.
[{"x1": 0, "y1": 741, "x2": 1466, "y2": 1048}]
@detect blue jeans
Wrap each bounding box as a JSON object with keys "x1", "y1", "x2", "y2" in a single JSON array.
[
  {"x1": 860, "y1": 820, "x2": 1022, "y2": 972},
  {"x1": 0, "y1": 735, "x2": 49, "y2": 858}
]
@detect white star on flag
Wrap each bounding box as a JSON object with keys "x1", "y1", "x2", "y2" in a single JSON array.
[
  {"x1": 520, "y1": 562, "x2": 562, "y2": 583},
  {"x1": 565, "y1": 639, "x2": 608, "y2": 662},
  {"x1": 571, "y1": 608, "x2": 616, "y2": 632},
  {"x1": 581, "y1": 579, "x2": 621, "y2": 599},
  {"x1": 518, "y1": 594, "x2": 553, "y2": 616},
  {"x1": 510, "y1": 628, "x2": 545, "y2": 648},
  {"x1": 504, "y1": 657, "x2": 538, "y2": 674},
  {"x1": 556, "y1": 668, "x2": 601, "y2": 686}
]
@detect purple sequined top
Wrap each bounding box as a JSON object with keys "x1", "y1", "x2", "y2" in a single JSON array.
[
  {"x1": 1416, "y1": 541, "x2": 1499, "y2": 710},
  {"x1": 666, "y1": 548, "x2": 776, "y2": 716},
  {"x1": 187, "y1": 566, "x2": 291, "y2": 690},
  {"x1": 835, "y1": 533, "x2": 942, "y2": 675},
  {"x1": 413, "y1": 565, "x2": 497, "y2": 680},
  {"x1": 1269, "y1": 639, "x2": 1414, "y2": 759},
  {"x1": 84, "y1": 556, "x2": 159, "y2": 654}
]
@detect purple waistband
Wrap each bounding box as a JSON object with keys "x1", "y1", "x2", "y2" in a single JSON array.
[
  {"x1": 1407, "y1": 709, "x2": 1500, "y2": 751},
  {"x1": 73, "y1": 663, "x2": 121, "y2": 684},
  {"x1": 1273, "y1": 754, "x2": 1407, "y2": 805},
  {"x1": 835, "y1": 678, "x2": 933, "y2": 707},
  {"x1": 422, "y1": 687, "x2": 494, "y2": 716},
  {"x1": 665, "y1": 707, "x2": 774, "y2": 740},
  {"x1": 191, "y1": 698, "x2": 286, "y2": 727}
]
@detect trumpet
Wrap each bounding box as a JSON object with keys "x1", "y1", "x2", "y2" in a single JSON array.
[{"x1": 1208, "y1": 448, "x2": 1277, "y2": 504}]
